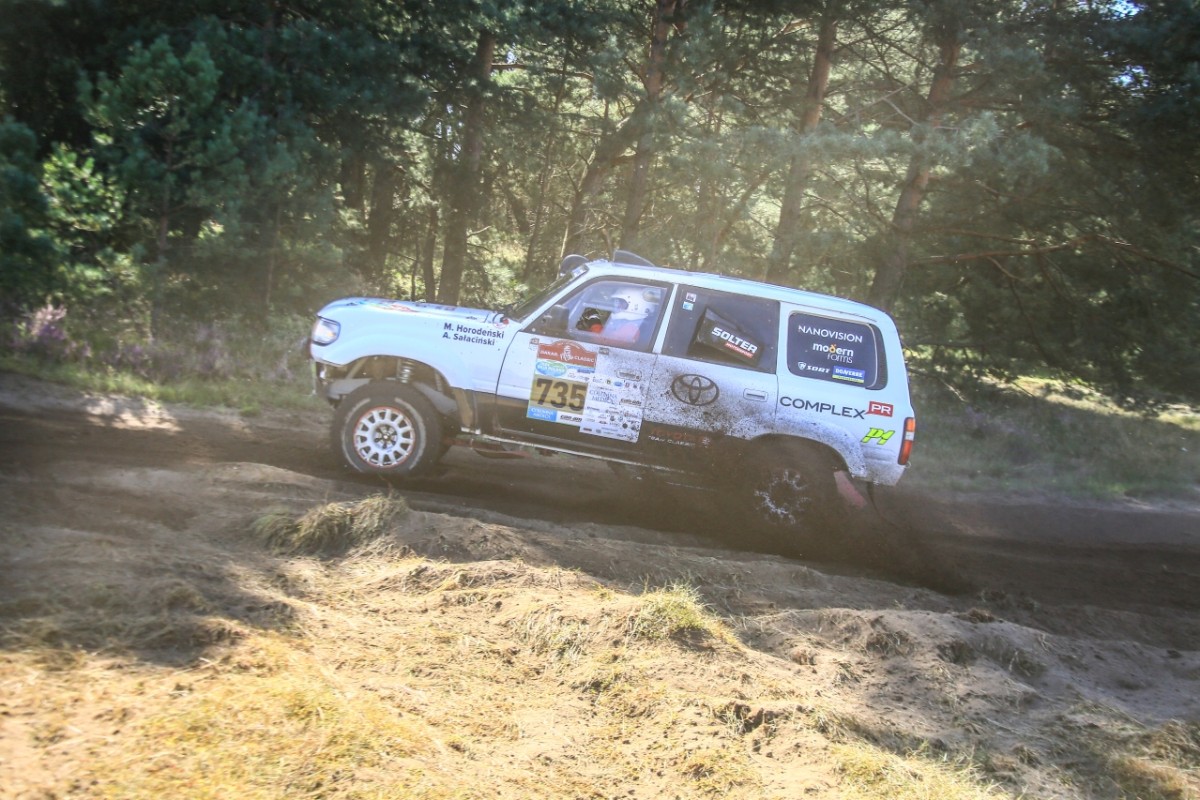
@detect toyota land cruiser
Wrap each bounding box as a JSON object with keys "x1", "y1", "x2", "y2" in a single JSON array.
[{"x1": 309, "y1": 251, "x2": 916, "y2": 537}]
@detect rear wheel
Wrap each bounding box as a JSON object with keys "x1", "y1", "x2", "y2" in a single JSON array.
[
  {"x1": 332, "y1": 383, "x2": 443, "y2": 477},
  {"x1": 742, "y1": 444, "x2": 841, "y2": 554}
]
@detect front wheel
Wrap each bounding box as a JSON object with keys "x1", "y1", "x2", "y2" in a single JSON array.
[{"x1": 332, "y1": 383, "x2": 444, "y2": 477}]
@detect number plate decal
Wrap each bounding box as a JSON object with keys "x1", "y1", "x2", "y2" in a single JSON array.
[
  {"x1": 528, "y1": 376, "x2": 589, "y2": 425},
  {"x1": 526, "y1": 341, "x2": 596, "y2": 427},
  {"x1": 526, "y1": 341, "x2": 643, "y2": 441}
]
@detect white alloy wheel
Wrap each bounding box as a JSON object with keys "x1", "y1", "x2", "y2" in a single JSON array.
[
  {"x1": 351, "y1": 405, "x2": 417, "y2": 468},
  {"x1": 332, "y1": 382, "x2": 444, "y2": 477}
]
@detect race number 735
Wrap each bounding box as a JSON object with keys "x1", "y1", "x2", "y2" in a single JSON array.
[{"x1": 530, "y1": 377, "x2": 587, "y2": 412}]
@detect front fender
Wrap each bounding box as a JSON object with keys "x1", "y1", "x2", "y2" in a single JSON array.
[{"x1": 312, "y1": 334, "x2": 477, "y2": 392}]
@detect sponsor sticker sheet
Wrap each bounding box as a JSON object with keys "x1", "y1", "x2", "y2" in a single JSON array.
[{"x1": 528, "y1": 341, "x2": 644, "y2": 442}]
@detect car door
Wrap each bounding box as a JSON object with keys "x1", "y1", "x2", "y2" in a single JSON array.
[
  {"x1": 493, "y1": 277, "x2": 671, "y2": 457},
  {"x1": 641, "y1": 285, "x2": 779, "y2": 466}
]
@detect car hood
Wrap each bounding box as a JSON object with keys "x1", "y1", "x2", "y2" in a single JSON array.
[{"x1": 317, "y1": 297, "x2": 508, "y2": 326}]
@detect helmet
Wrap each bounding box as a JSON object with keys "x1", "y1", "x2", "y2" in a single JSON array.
[
  {"x1": 578, "y1": 308, "x2": 607, "y2": 332},
  {"x1": 609, "y1": 285, "x2": 661, "y2": 320}
]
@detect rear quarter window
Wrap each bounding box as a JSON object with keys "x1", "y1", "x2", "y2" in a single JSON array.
[
  {"x1": 786, "y1": 312, "x2": 887, "y2": 389},
  {"x1": 662, "y1": 286, "x2": 779, "y2": 373}
]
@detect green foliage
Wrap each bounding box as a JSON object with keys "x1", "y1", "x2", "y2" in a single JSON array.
[
  {"x1": 0, "y1": 0, "x2": 1195, "y2": 403},
  {"x1": 40, "y1": 144, "x2": 136, "y2": 306},
  {"x1": 0, "y1": 119, "x2": 55, "y2": 306},
  {"x1": 79, "y1": 34, "x2": 267, "y2": 321}
]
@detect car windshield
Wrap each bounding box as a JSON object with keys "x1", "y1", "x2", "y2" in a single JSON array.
[{"x1": 504, "y1": 268, "x2": 583, "y2": 321}]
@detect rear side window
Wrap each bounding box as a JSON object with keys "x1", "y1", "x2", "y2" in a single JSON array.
[
  {"x1": 662, "y1": 286, "x2": 778, "y2": 373},
  {"x1": 787, "y1": 312, "x2": 887, "y2": 389}
]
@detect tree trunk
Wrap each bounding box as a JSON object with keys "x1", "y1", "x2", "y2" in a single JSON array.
[
  {"x1": 150, "y1": 139, "x2": 174, "y2": 339},
  {"x1": 563, "y1": 111, "x2": 644, "y2": 256},
  {"x1": 150, "y1": 211, "x2": 169, "y2": 339},
  {"x1": 263, "y1": 201, "x2": 282, "y2": 312},
  {"x1": 701, "y1": 168, "x2": 769, "y2": 272},
  {"x1": 420, "y1": 206, "x2": 439, "y2": 302},
  {"x1": 868, "y1": 36, "x2": 962, "y2": 311},
  {"x1": 764, "y1": 12, "x2": 837, "y2": 285},
  {"x1": 692, "y1": 102, "x2": 723, "y2": 270},
  {"x1": 366, "y1": 159, "x2": 397, "y2": 284},
  {"x1": 438, "y1": 30, "x2": 496, "y2": 304},
  {"x1": 523, "y1": 70, "x2": 569, "y2": 280},
  {"x1": 502, "y1": 181, "x2": 530, "y2": 237},
  {"x1": 340, "y1": 152, "x2": 366, "y2": 216},
  {"x1": 620, "y1": 0, "x2": 683, "y2": 252}
]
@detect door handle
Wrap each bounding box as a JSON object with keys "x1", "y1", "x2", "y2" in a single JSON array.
[{"x1": 743, "y1": 389, "x2": 768, "y2": 402}]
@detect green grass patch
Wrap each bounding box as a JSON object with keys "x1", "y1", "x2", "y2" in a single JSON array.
[
  {"x1": 0, "y1": 308, "x2": 322, "y2": 412},
  {"x1": 908, "y1": 376, "x2": 1200, "y2": 500},
  {"x1": 0, "y1": 352, "x2": 320, "y2": 412}
]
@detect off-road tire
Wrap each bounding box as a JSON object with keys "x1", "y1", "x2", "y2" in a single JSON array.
[
  {"x1": 741, "y1": 443, "x2": 842, "y2": 556},
  {"x1": 332, "y1": 382, "x2": 444, "y2": 477}
]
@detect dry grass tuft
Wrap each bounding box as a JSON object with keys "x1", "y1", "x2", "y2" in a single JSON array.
[
  {"x1": 254, "y1": 494, "x2": 409, "y2": 554},
  {"x1": 1142, "y1": 720, "x2": 1200, "y2": 764},
  {"x1": 1099, "y1": 720, "x2": 1200, "y2": 800},
  {"x1": 627, "y1": 582, "x2": 735, "y2": 645},
  {"x1": 937, "y1": 639, "x2": 977, "y2": 665},
  {"x1": 90, "y1": 633, "x2": 440, "y2": 798},
  {"x1": 864, "y1": 626, "x2": 914, "y2": 657},
  {"x1": 0, "y1": 571, "x2": 265, "y2": 662},
  {"x1": 677, "y1": 746, "x2": 759, "y2": 794},
  {"x1": 713, "y1": 700, "x2": 792, "y2": 736},
  {"x1": 514, "y1": 608, "x2": 598, "y2": 663},
  {"x1": 976, "y1": 635, "x2": 1046, "y2": 679},
  {"x1": 834, "y1": 744, "x2": 1004, "y2": 799}
]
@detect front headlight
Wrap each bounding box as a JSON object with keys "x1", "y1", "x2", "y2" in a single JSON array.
[{"x1": 311, "y1": 317, "x2": 341, "y2": 346}]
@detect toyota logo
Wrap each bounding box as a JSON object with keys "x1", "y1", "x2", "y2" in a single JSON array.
[{"x1": 671, "y1": 374, "x2": 719, "y2": 406}]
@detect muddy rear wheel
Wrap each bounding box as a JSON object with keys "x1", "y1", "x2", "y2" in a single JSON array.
[{"x1": 742, "y1": 444, "x2": 841, "y2": 554}]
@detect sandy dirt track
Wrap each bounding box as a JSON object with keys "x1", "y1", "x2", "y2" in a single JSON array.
[
  {"x1": 1, "y1": 372, "x2": 1198, "y2": 798},
  {"x1": 2, "y1": 372, "x2": 1196, "y2": 617}
]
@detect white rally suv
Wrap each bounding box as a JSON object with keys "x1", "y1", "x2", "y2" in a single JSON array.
[{"x1": 309, "y1": 251, "x2": 916, "y2": 537}]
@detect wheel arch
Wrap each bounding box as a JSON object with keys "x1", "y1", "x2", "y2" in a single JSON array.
[
  {"x1": 322, "y1": 357, "x2": 471, "y2": 428},
  {"x1": 744, "y1": 433, "x2": 852, "y2": 475},
  {"x1": 319, "y1": 336, "x2": 474, "y2": 389}
]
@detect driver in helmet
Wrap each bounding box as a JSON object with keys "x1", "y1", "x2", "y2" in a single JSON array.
[{"x1": 601, "y1": 285, "x2": 660, "y2": 344}]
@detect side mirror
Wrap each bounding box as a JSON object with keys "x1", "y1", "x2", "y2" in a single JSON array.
[{"x1": 535, "y1": 304, "x2": 569, "y2": 333}]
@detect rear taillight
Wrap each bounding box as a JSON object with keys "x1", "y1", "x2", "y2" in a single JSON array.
[{"x1": 898, "y1": 417, "x2": 916, "y2": 465}]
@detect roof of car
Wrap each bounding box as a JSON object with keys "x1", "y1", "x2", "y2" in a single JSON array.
[{"x1": 587, "y1": 256, "x2": 890, "y2": 322}]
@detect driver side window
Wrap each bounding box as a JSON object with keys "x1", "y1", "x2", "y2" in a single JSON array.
[{"x1": 556, "y1": 279, "x2": 668, "y2": 352}]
